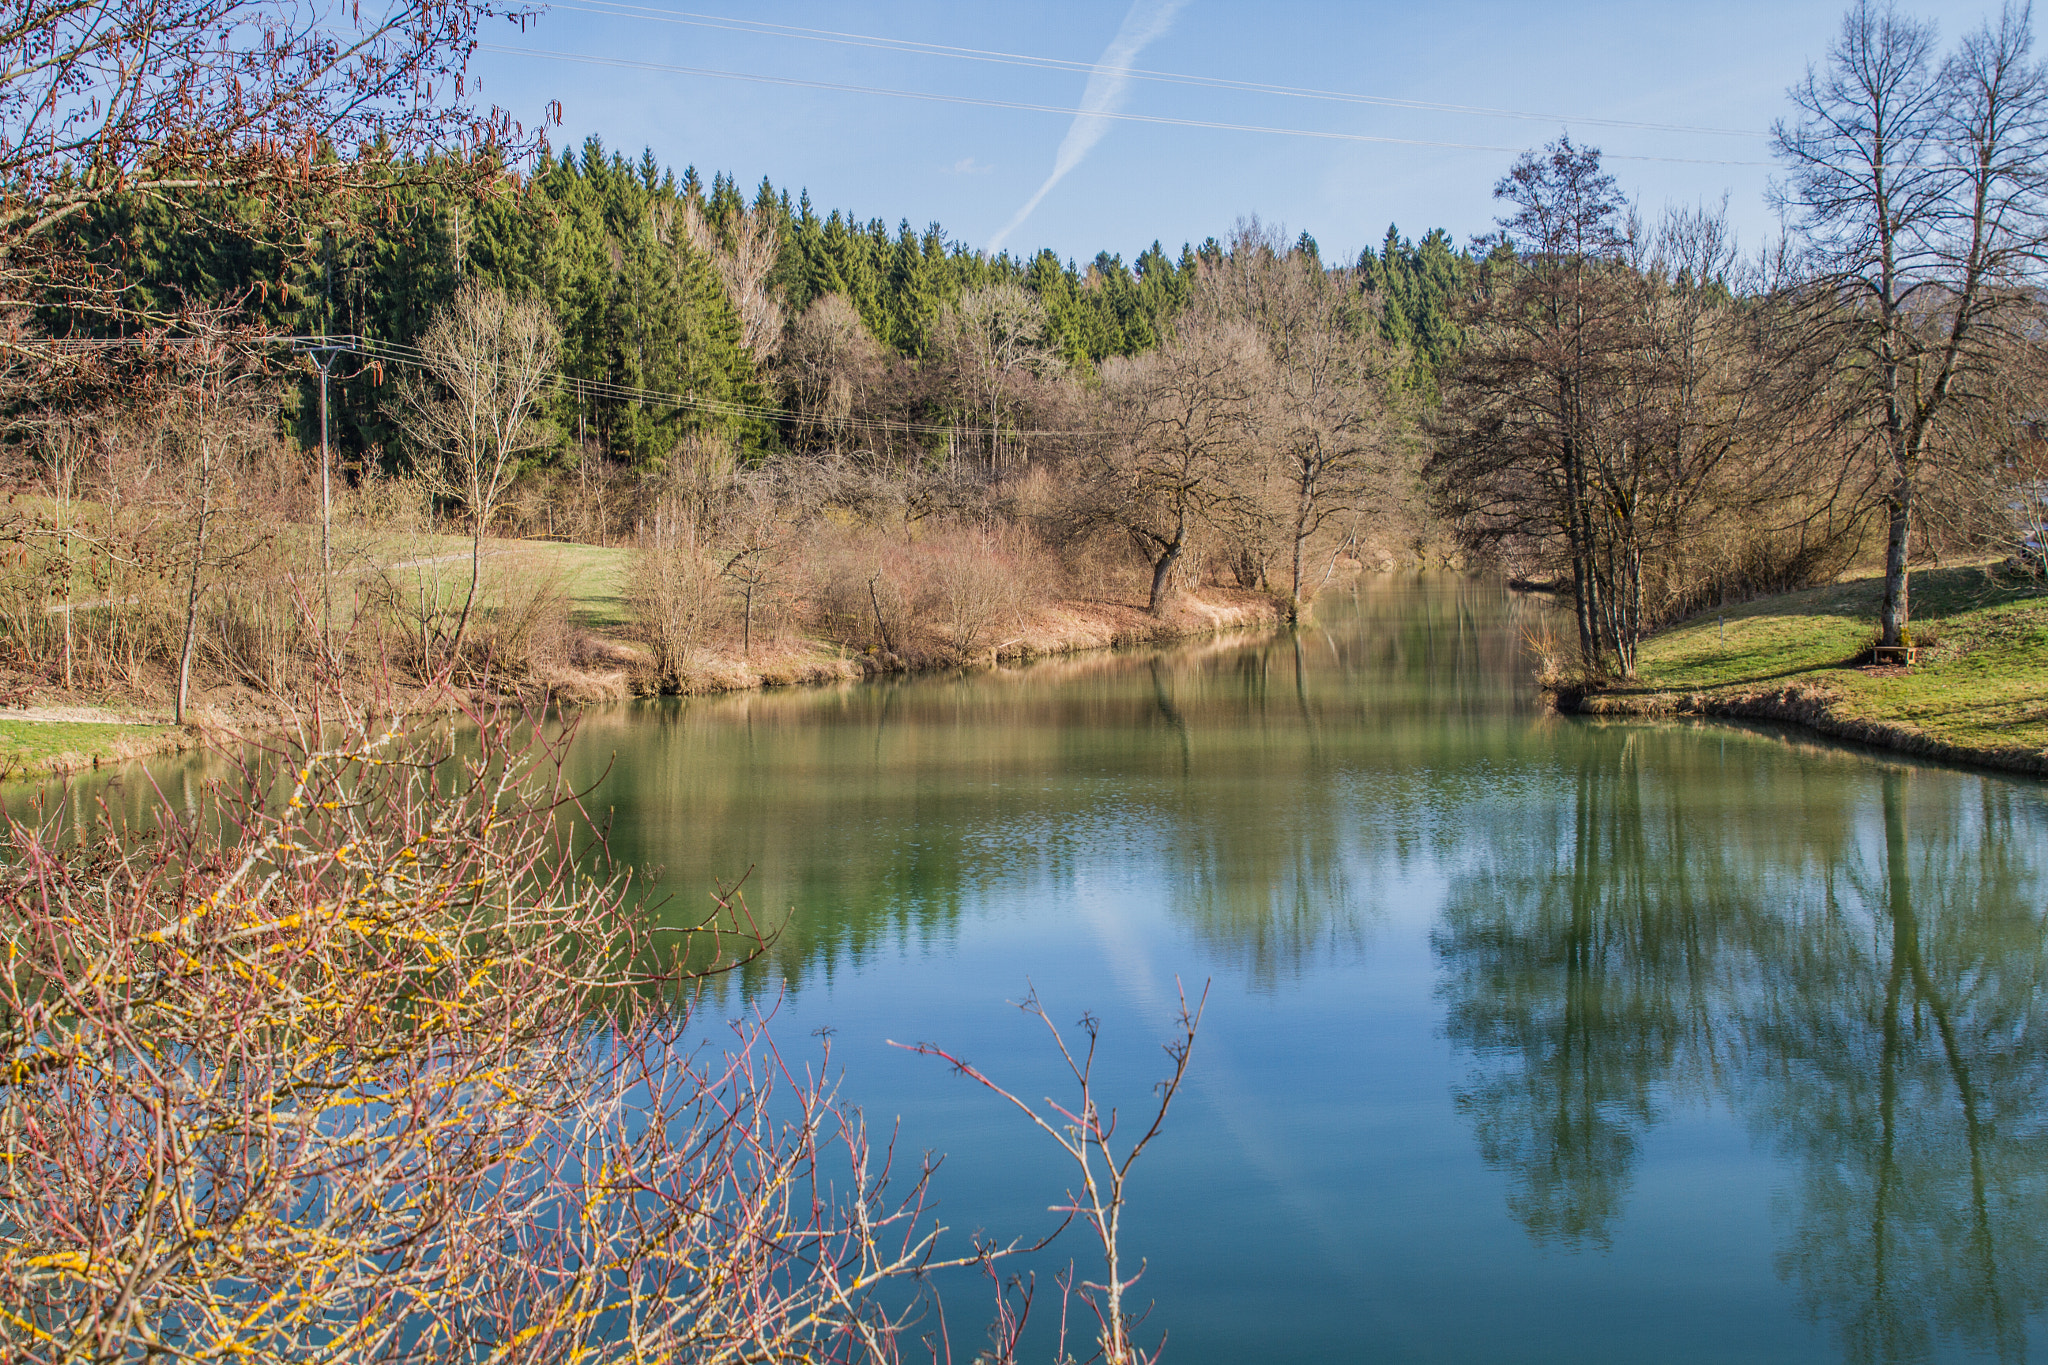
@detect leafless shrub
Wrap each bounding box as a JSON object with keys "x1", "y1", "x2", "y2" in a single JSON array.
[
  {"x1": 0, "y1": 710, "x2": 965, "y2": 1361},
  {"x1": 898, "y1": 981, "x2": 1209, "y2": 1365},
  {"x1": 805, "y1": 524, "x2": 913, "y2": 657},
  {"x1": 469, "y1": 551, "x2": 573, "y2": 680},
  {"x1": 0, "y1": 702, "x2": 1203, "y2": 1360},
  {"x1": 628, "y1": 495, "x2": 724, "y2": 687},
  {"x1": 201, "y1": 561, "x2": 309, "y2": 696},
  {"x1": 915, "y1": 522, "x2": 1043, "y2": 658},
  {"x1": 1516, "y1": 606, "x2": 1572, "y2": 689},
  {"x1": 341, "y1": 464, "x2": 434, "y2": 534}
]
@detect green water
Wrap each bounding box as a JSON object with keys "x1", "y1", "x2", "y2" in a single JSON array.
[{"x1": 24, "y1": 576, "x2": 2048, "y2": 1362}]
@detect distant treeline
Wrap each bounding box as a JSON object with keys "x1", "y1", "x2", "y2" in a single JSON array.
[{"x1": 50, "y1": 137, "x2": 1475, "y2": 466}]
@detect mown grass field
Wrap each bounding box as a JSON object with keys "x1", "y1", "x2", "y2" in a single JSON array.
[
  {"x1": 335, "y1": 533, "x2": 634, "y2": 630},
  {"x1": 0, "y1": 719, "x2": 180, "y2": 780},
  {"x1": 536, "y1": 541, "x2": 632, "y2": 629},
  {"x1": 1617, "y1": 562, "x2": 2048, "y2": 760},
  {"x1": 2, "y1": 534, "x2": 635, "y2": 782}
]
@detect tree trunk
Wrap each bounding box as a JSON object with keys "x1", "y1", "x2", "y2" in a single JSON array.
[
  {"x1": 867, "y1": 572, "x2": 894, "y2": 654},
  {"x1": 1561, "y1": 419, "x2": 1603, "y2": 673},
  {"x1": 1148, "y1": 529, "x2": 1186, "y2": 616},
  {"x1": 1288, "y1": 487, "x2": 1313, "y2": 624},
  {"x1": 318, "y1": 359, "x2": 334, "y2": 658},
  {"x1": 176, "y1": 440, "x2": 215, "y2": 725},
  {"x1": 58, "y1": 510, "x2": 73, "y2": 693},
  {"x1": 451, "y1": 518, "x2": 483, "y2": 669},
  {"x1": 1879, "y1": 461, "x2": 1913, "y2": 648}
]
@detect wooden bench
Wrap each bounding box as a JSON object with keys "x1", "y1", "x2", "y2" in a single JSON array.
[{"x1": 1870, "y1": 644, "x2": 1922, "y2": 666}]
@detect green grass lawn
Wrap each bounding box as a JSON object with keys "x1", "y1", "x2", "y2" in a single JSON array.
[
  {"x1": 1, "y1": 534, "x2": 635, "y2": 783},
  {"x1": 532, "y1": 541, "x2": 632, "y2": 629},
  {"x1": 332, "y1": 533, "x2": 634, "y2": 631},
  {"x1": 1623, "y1": 562, "x2": 2048, "y2": 757},
  {"x1": 0, "y1": 719, "x2": 179, "y2": 779}
]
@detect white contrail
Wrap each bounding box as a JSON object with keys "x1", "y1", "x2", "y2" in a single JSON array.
[{"x1": 987, "y1": 0, "x2": 1189, "y2": 253}]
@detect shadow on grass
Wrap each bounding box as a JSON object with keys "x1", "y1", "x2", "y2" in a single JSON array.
[{"x1": 1627, "y1": 654, "x2": 1873, "y2": 694}]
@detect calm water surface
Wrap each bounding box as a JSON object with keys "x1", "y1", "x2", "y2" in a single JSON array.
[{"x1": 36, "y1": 577, "x2": 2048, "y2": 1363}]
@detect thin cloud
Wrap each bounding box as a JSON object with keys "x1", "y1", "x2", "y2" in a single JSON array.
[
  {"x1": 988, "y1": 0, "x2": 1189, "y2": 253},
  {"x1": 946, "y1": 155, "x2": 995, "y2": 175}
]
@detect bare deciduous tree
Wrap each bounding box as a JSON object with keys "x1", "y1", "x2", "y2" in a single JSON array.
[
  {"x1": 780, "y1": 293, "x2": 885, "y2": 455},
  {"x1": 1095, "y1": 319, "x2": 1270, "y2": 614},
  {"x1": 682, "y1": 198, "x2": 786, "y2": 360},
  {"x1": 1432, "y1": 138, "x2": 1639, "y2": 670},
  {"x1": 937, "y1": 282, "x2": 1065, "y2": 471},
  {"x1": 1773, "y1": 0, "x2": 2048, "y2": 647},
  {"x1": 1198, "y1": 220, "x2": 1404, "y2": 619},
  {"x1": 169, "y1": 336, "x2": 270, "y2": 722},
  {"x1": 396, "y1": 282, "x2": 560, "y2": 663},
  {"x1": 720, "y1": 474, "x2": 793, "y2": 656}
]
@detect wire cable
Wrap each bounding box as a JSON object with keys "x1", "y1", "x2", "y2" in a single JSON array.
[
  {"x1": 14, "y1": 333, "x2": 1095, "y2": 439},
  {"x1": 539, "y1": 0, "x2": 1764, "y2": 140},
  {"x1": 479, "y1": 44, "x2": 1771, "y2": 168}
]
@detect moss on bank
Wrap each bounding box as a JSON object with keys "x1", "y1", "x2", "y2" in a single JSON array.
[{"x1": 1570, "y1": 562, "x2": 2048, "y2": 775}]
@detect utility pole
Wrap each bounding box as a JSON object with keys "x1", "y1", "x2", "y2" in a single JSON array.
[{"x1": 302, "y1": 339, "x2": 346, "y2": 661}]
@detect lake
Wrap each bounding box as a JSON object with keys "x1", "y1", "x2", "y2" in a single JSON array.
[{"x1": 24, "y1": 575, "x2": 2048, "y2": 1363}]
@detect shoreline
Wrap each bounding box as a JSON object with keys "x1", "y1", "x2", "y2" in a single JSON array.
[
  {"x1": 1543, "y1": 560, "x2": 2048, "y2": 781},
  {"x1": 1556, "y1": 682, "x2": 2048, "y2": 779},
  {"x1": 0, "y1": 589, "x2": 1288, "y2": 784}
]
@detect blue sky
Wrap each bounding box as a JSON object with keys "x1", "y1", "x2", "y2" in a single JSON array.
[{"x1": 472, "y1": 0, "x2": 2006, "y2": 266}]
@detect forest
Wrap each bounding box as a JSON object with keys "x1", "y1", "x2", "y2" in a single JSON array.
[{"x1": 2, "y1": 0, "x2": 2044, "y2": 718}]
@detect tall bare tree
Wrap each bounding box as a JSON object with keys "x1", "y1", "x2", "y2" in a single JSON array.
[
  {"x1": 1094, "y1": 319, "x2": 1269, "y2": 614},
  {"x1": 681, "y1": 198, "x2": 786, "y2": 360},
  {"x1": 1198, "y1": 221, "x2": 1403, "y2": 620},
  {"x1": 720, "y1": 474, "x2": 792, "y2": 657},
  {"x1": 1774, "y1": 0, "x2": 2048, "y2": 647},
  {"x1": 396, "y1": 282, "x2": 560, "y2": 663},
  {"x1": 1434, "y1": 138, "x2": 1639, "y2": 670},
  {"x1": 169, "y1": 335, "x2": 269, "y2": 723},
  {"x1": 779, "y1": 293, "x2": 885, "y2": 455},
  {"x1": 936, "y1": 282, "x2": 1065, "y2": 471}
]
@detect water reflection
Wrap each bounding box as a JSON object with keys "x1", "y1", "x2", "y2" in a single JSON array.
[
  {"x1": 1744, "y1": 773, "x2": 2048, "y2": 1365},
  {"x1": 1438, "y1": 732, "x2": 2048, "y2": 1360},
  {"x1": 567, "y1": 579, "x2": 1534, "y2": 995},
  {"x1": 11, "y1": 576, "x2": 2047, "y2": 1363}
]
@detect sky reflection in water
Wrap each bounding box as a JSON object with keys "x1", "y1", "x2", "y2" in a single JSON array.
[
  {"x1": 560, "y1": 577, "x2": 2048, "y2": 1365},
  {"x1": 27, "y1": 577, "x2": 2044, "y2": 1363}
]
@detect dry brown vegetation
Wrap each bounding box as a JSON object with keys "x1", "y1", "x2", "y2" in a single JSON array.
[
  {"x1": 0, "y1": 705, "x2": 1207, "y2": 1363},
  {"x1": 0, "y1": 225, "x2": 1428, "y2": 723}
]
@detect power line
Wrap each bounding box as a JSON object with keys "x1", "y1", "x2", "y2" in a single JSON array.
[
  {"x1": 480, "y1": 44, "x2": 1772, "y2": 168},
  {"x1": 338, "y1": 333, "x2": 1085, "y2": 437},
  {"x1": 541, "y1": 1, "x2": 1765, "y2": 141},
  {"x1": 13, "y1": 333, "x2": 1093, "y2": 440}
]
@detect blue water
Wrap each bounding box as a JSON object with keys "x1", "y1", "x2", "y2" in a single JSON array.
[{"x1": 41, "y1": 575, "x2": 2048, "y2": 1363}]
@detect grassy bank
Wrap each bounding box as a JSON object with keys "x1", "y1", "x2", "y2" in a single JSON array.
[
  {"x1": 1572, "y1": 562, "x2": 2048, "y2": 775},
  {"x1": 0, "y1": 716, "x2": 185, "y2": 781}
]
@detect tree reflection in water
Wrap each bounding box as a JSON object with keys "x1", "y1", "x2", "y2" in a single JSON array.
[
  {"x1": 1439, "y1": 739, "x2": 2048, "y2": 1361},
  {"x1": 1436, "y1": 730, "x2": 1751, "y2": 1246},
  {"x1": 1745, "y1": 772, "x2": 2048, "y2": 1365}
]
